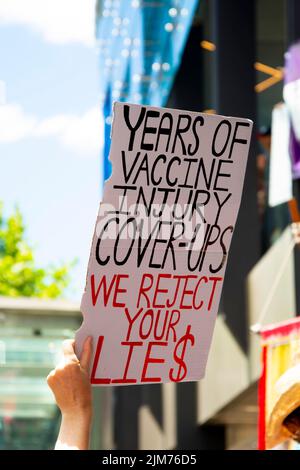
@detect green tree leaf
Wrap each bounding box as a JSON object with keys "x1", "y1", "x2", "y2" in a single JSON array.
[{"x1": 0, "y1": 203, "x2": 72, "y2": 298}]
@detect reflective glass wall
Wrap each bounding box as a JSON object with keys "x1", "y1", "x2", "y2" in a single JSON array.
[{"x1": 0, "y1": 300, "x2": 81, "y2": 449}]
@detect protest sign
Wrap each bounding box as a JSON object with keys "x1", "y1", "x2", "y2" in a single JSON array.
[
  {"x1": 268, "y1": 103, "x2": 292, "y2": 207},
  {"x1": 76, "y1": 102, "x2": 253, "y2": 385}
]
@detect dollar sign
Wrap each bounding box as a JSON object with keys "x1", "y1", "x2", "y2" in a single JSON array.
[{"x1": 170, "y1": 325, "x2": 195, "y2": 383}]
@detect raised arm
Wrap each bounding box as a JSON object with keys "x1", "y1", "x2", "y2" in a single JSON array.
[{"x1": 47, "y1": 337, "x2": 93, "y2": 450}]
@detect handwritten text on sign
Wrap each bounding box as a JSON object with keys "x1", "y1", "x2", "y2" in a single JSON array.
[{"x1": 76, "y1": 102, "x2": 252, "y2": 385}]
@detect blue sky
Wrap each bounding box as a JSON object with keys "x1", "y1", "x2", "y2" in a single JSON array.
[{"x1": 0, "y1": 1, "x2": 103, "y2": 300}]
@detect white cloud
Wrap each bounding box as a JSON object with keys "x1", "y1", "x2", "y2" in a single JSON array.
[
  {"x1": 35, "y1": 107, "x2": 103, "y2": 154},
  {"x1": 0, "y1": 0, "x2": 96, "y2": 46},
  {"x1": 0, "y1": 103, "x2": 36, "y2": 141},
  {"x1": 0, "y1": 102, "x2": 103, "y2": 156},
  {"x1": 0, "y1": 80, "x2": 6, "y2": 105}
]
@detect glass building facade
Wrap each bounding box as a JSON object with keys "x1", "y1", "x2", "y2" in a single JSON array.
[{"x1": 0, "y1": 297, "x2": 81, "y2": 449}]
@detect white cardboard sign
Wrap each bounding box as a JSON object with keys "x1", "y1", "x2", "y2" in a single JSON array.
[
  {"x1": 76, "y1": 102, "x2": 252, "y2": 385},
  {"x1": 268, "y1": 103, "x2": 292, "y2": 207}
]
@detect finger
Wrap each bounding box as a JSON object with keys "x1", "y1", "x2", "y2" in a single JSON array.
[
  {"x1": 80, "y1": 336, "x2": 93, "y2": 372},
  {"x1": 62, "y1": 339, "x2": 78, "y2": 363},
  {"x1": 46, "y1": 369, "x2": 55, "y2": 385}
]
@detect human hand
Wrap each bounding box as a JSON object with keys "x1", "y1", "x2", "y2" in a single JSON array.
[
  {"x1": 47, "y1": 337, "x2": 93, "y2": 450},
  {"x1": 47, "y1": 337, "x2": 93, "y2": 418}
]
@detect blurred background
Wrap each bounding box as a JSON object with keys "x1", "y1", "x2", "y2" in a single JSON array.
[{"x1": 0, "y1": 0, "x2": 299, "y2": 450}]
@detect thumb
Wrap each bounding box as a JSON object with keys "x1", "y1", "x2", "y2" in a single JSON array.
[{"x1": 80, "y1": 336, "x2": 93, "y2": 372}]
